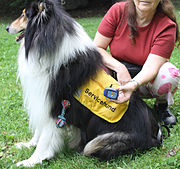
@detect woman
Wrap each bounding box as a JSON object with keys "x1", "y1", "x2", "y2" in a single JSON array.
[{"x1": 94, "y1": 0, "x2": 180, "y2": 125}]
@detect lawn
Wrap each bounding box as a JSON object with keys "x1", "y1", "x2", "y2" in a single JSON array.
[{"x1": 0, "y1": 9, "x2": 180, "y2": 169}]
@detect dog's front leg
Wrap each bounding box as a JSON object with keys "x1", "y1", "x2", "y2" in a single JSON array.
[
  {"x1": 16, "y1": 129, "x2": 40, "y2": 149},
  {"x1": 16, "y1": 121, "x2": 64, "y2": 167}
]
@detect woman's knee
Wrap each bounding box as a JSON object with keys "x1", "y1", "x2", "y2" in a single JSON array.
[{"x1": 150, "y1": 62, "x2": 179, "y2": 96}]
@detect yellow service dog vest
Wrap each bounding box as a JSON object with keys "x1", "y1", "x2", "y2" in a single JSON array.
[{"x1": 74, "y1": 69, "x2": 129, "y2": 123}]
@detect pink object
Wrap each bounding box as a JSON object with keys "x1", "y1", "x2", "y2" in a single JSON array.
[
  {"x1": 168, "y1": 68, "x2": 179, "y2": 78},
  {"x1": 158, "y1": 83, "x2": 172, "y2": 95},
  {"x1": 161, "y1": 75, "x2": 166, "y2": 79}
]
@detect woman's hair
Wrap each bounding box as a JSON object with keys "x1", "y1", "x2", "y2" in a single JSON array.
[{"x1": 126, "y1": 0, "x2": 180, "y2": 47}]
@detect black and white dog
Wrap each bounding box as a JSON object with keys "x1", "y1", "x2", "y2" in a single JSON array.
[{"x1": 6, "y1": 0, "x2": 162, "y2": 167}]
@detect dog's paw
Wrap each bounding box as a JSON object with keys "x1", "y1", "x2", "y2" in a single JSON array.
[
  {"x1": 16, "y1": 150, "x2": 54, "y2": 167},
  {"x1": 16, "y1": 158, "x2": 42, "y2": 167},
  {"x1": 15, "y1": 142, "x2": 35, "y2": 149}
]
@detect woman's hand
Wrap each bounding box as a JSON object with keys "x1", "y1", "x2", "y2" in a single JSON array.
[{"x1": 111, "y1": 80, "x2": 138, "y2": 104}]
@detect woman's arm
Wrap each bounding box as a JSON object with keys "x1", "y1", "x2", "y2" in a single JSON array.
[
  {"x1": 94, "y1": 32, "x2": 167, "y2": 104},
  {"x1": 94, "y1": 31, "x2": 131, "y2": 84},
  {"x1": 115, "y1": 54, "x2": 167, "y2": 104},
  {"x1": 133, "y1": 54, "x2": 167, "y2": 86}
]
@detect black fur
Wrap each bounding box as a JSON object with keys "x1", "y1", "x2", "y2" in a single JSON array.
[
  {"x1": 25, "y1": 0, "x2": 76, "y2": 58},
  {"x1": 66, "y1": 93, "x2": 161, "y2": 160},
  {"x1": 25, "y1": 0, "x2": 162, "y2": 161},
  {"x1": 49, "y1": 49, "x2": 102, "y2": 118}
]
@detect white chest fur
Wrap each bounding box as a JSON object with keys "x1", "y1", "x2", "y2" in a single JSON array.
[{"x1": 18, "y1": 40, "x2": 52, "y2": 131}]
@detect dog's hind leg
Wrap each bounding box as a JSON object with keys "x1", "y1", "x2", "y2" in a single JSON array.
[
  {"x1": 16, "y1": 129, "x2": 40, "y2": 149},
  {"x1": 83, "y1": 132, "x2": 135, "y2": 161},
  {"x1": 16, "y1": 120, "x2": 64, "y2": 167}
]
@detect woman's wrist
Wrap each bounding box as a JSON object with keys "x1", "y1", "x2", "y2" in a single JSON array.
[{"x1": 128, "y1": 79, "x2": 140, "y2": 90}]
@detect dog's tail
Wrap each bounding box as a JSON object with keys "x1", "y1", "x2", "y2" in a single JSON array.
[{"x1": 83, "y1": 132, "x2": 136, "y2": 161}]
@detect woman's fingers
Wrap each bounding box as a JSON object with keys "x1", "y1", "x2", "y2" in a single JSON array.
[{"x1": 110, "y1": 91, "x2": 129, "y2": 104}]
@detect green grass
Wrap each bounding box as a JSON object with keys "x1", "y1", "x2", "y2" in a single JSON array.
[{"x1": 0, "y1": 12, "x2": 180, "y2": 169}]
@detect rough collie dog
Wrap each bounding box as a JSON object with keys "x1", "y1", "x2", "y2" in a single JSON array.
[{"x1": 6, "y1": 0, "x2": 162, "y2": 167}]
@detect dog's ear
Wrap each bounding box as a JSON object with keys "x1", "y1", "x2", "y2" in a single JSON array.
[
  {"x1": 22, "y1": 9, "x2": 26, "y2": 15},
  {"x1": 38, "y1": 2, "x2": 45, "y2": 13},
  {"x1": 38, "y1": 1, "x2": 54, "y2": 13}
]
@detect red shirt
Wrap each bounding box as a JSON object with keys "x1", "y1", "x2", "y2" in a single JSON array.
[{"x1": 97, "y1": 2, "x2": 176, "y2": 65}]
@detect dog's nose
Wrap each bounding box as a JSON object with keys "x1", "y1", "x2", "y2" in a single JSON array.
[{"x1": 6, "y1": 26, "x2": 9, "y2": 32}]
